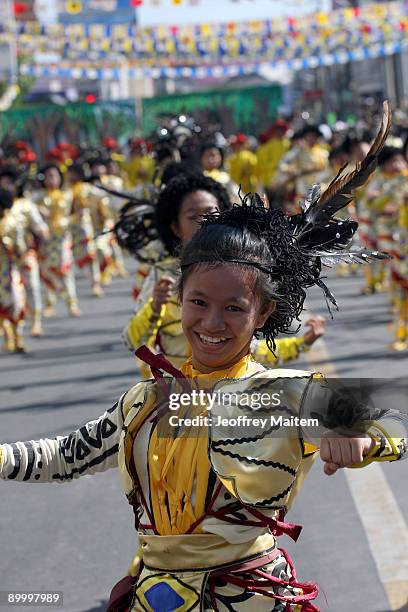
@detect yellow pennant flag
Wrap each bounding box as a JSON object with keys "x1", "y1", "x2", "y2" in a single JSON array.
[
  {"x1": 200, "y1": 23, "x2": 211, "y2": 36},
  {"x1": 344, "y1": 8, "x2": 354, "y2": 21},
  {"x1": 316, "y1": 12, "x2": 328, "y2": 26},
  {"x1": 66, "y1": 0, "x2": 82, "y2": 13}
]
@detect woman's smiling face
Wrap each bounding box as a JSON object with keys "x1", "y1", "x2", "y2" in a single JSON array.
[{"x1": 181, "y1": 264, "x2": 275, "y2": 373}]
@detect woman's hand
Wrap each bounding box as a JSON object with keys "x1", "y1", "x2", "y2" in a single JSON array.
[
  {"x1": 320, "y1": 434, "x2": 376, "y2": 475},
  {"x1": 152, "y1": 276, "x2": 175, "y2": 314},
  {"x1": 304, "y1": 316, "x2": 326, "y2": 346}
]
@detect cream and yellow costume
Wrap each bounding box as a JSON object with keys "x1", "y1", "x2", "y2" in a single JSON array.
[
  {"x1": 69, "y1": 181, "x2": 114, "y2": 285},
  {"x1": 226, "y1": 149, "x2": 259, "y2": 195},
  {"x1": 36, "y1": 187, "x2": 78, "y2": 310},
  {"x1": 391, "y1": 183, "x2": 408, "y2": 348},
  {"x1": 7, "y1": 196, "x2": 48, "y2": 332},
  {"x1": 0, "y1": 207, "x2": 26, "y2": 335},
  {"x1": 256, "y1": 136, "x2": 290, "y2": 190},
  {"x1": 1, "y1": 349, "x2": 406, "y2": 611}
]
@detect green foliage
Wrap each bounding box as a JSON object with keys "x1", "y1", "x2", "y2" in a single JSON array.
[
  {"x1": 0, "y1": 99, "x2": 136, "y2": 149},
  {"x1": 141, "y1": 85, "x2": 283, "y2": 136}
]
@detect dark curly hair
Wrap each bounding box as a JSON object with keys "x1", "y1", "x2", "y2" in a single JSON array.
[
  {"x1": 113, "y1": 199, "x2": 159, "y2": 263},
  {"x1": 155, "y1": 172, "x2": 231, "y2": 256},
  {"x1": 179, "y1": 196, "x2": 320, "y2": 350}
]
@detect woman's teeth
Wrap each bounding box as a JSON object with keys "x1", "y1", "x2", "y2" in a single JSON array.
[{"x1": 199, "y1": 334, "x2": 228, "y2": 345}]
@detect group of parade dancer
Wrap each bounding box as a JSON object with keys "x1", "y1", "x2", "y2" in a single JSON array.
[
  {"x1": 1, "y1": 102, "x2": 408, "y2": 611},
  {"x1": 0, "y1": 152, "x2": 127, "y2": 352},
  {"x1": 2, "y1": 106, "x2": 408, "y2": 355}
]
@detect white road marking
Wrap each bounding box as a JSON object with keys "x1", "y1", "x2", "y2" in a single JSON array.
[{"x1": 303, "y1": 334, "x2": 408, "y2": 610}]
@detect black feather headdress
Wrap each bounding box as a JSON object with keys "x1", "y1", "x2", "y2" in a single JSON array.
[
  {"x1": 95, "y1": 183, "x2": 161, "y2": 263},
  {"x1": 182, "y1": 102, "x2": 392, "y2": 318},
  {"x1": 288, "y1": 99, "x2": 392, "y2": 310},
  {"x1": 113, "y1": 200, "x2": 159, "y2": 262}
]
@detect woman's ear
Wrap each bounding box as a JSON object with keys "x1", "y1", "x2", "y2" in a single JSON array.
[
  {"x1": 170, "y1": 221, "x2": 181, "y2": 239},
  {"x1": 255, "y1": 301, "x2": 276, "y2": 330}
]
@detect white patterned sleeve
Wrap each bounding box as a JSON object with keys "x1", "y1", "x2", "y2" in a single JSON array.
[{"x1": 0, "y1": 393, "x2": 128, "y2": 483}]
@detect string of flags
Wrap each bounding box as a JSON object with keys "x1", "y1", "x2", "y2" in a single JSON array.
[
  {"x1": 6, "y1": 1, "x2": 408, "y2": 81},
  {"x1": 19, "y1": 39, "x2": 408, "y2": 81},
  {"x1": 3, "y1": 2, "x2": 407, "y2": 67},
  {"x1": 62, "y1": 0, "x2": 324, "y2": 10},
  {"x1": 9, "y1": 2, "x2": 407, "y2": 40}
]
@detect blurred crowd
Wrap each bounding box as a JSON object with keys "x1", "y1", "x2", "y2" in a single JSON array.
[{"x1": 1, "y1": 108, "x2": 408, "y2": 354}]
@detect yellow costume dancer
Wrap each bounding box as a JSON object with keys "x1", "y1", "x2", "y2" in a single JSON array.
[
  {"x1": 256, "y1": 120, "x2": 290, "y2": 191},
  {"x1": 362, "y1": 148, "x2": 407, "y2": 295},
  {"x1": 391, "y1": 183, "x2": 408, "y2": 350},
  {"x1": 67, "y1": 164, "x2": 104, "y2": 296},
  {"x1": 0, "y1": 167, "x2": 48, "y2": 335},
  {"x1": 376, "y1": 149, "x2": 407, "y2": 304},
  {"x1": 226, "y1": 134, "x2": 258, "y2": 194},
  {"x1": 36, "y1": 165, "x2": 80, "y2": 317},
  {"x1": 85, "y1": 184, "x2": 114, "y2": 284},
  {"x1": 292, "y1": 129, "x2": 329, "y2": 215},
  {"x1": 99, "y1": 172, "x2": 128, "y2": 278},
  {"x1": 316, "y1": 146, "x2": 356, "y2": 277},
  {"x1": 1, "y1": 342, "x2": 406, "y2": 611},
  {"x1": 270, "y1": 129, "x2": 328, "y2": 215},
  {"x1": 0, "y1": 189, "x2": 27, "y2": 352},
  {"x1": 357, "y1": 176, "x2": 381, "y2": 293},
  {"x1": 10, "y1": 194, "x2": 48, "y2": 335},
  {"x1": 120, "y1": 139, "x2": 155, "y2": 188},
  {"x1": 200, "y1": 142, "x2": 239, "y2": 201}
]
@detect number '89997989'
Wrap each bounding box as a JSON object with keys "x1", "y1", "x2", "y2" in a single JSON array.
[{"x1": 0, "y1": 592, "x2": 63, "y2": 606}]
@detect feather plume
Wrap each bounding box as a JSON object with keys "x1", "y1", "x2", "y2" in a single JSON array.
[
  {"x1": 300, "y1": 183, "x2": 321, "y2": 212},
  {"x1": 296, "y1": 219, "x2": 358, "y2": 251},
  {"x1": 304, "y1": 100, "x2": 391, "y2": 224},
  {"x1": 314, "y1": 277, "x2": 339, "y2": 315},
  {"x1": 94, "y1": 182, "x2": 153, "y2": 205},
  {"x1": 317, "y1": 248, "x2": 391, "y2": 267},
  {"x1": 111, "y1": 201, "x2": 160, "y2": 262}
]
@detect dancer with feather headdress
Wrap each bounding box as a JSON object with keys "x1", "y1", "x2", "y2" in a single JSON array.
[{"x1": 1, "y1": 103, "x2": 406, "y2": 612}]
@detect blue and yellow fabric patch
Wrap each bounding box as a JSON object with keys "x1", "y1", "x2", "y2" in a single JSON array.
[{"x1": 135, "y1": 573, "x2": 200, "y2": 611}]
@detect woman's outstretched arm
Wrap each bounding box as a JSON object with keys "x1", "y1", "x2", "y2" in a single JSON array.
[{"x1": 0, "y1": 392, "x2": 129, "y2": 483}]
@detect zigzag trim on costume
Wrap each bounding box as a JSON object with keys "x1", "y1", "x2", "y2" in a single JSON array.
[
  {"x1": 210, "y1": 425, "x2": 280, "y2": 446},
  {"x1": 210, "y1": 447, "x2": 296, "y2": 475},
  {"x1": 253, "y1": 482, "x2": 295, "y2": 506}
]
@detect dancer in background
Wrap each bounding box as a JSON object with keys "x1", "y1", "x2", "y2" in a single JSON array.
[
  {"x1": 36, "y1": 165, "x2": 80, "y2": 317},
  {"x1": 0, "y1": 188, "x2": 27, "y2": 352},
  {"x1": 200, "y1": 141, "x2": 239, "y2": 200},
  {"x1": 226, "y1": 133, "x2": 259, "y2": 194},
  {"x1": 67, "y1": 163, "x2": 104, "y2": 297},
  {"x1": 0, "y1": 167, "x2": 48, "y2": 336}
]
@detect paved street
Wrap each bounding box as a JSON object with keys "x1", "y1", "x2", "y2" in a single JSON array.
[{"x1": 1, "y1": 264, "x2": 407, "y2": 612}]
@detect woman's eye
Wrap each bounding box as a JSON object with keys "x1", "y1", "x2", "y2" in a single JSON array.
[
  {"x1": 226, "y1": 305, "x2": 242, "y2": 312},
  {"x1": 191, "y1": 299, "x2": 206, "y2": 307}
]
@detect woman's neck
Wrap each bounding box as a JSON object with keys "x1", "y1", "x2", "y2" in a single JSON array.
[{"x1": 190, "y1": 351, "x2": 251, "y2": 375}]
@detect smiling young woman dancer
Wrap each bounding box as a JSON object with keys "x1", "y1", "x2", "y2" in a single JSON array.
[
  {"x1": 122, "y1": 172, "x2": 325, "y2": 378},
  {"x1": 1, "y1": 103, "x2": 405, "y2": 612}
]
